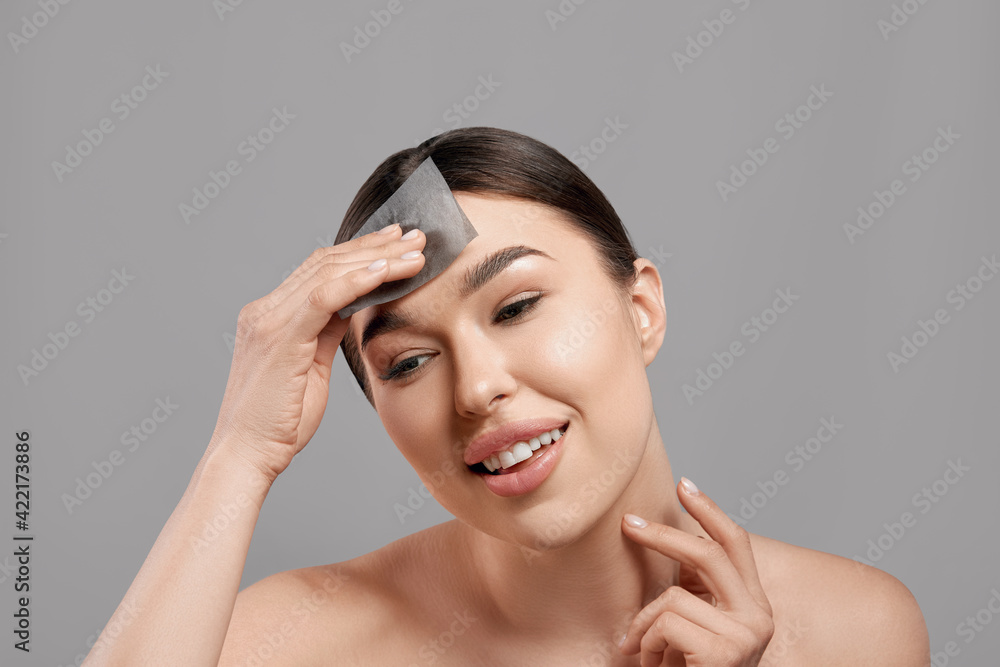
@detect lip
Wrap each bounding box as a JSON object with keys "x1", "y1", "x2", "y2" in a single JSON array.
[
  {"x1": 464, "y1": 417, "x2": 568, "y2": 467},
  {"x1": 479, "y1": 425, "x2": 568, "y2": 497}
]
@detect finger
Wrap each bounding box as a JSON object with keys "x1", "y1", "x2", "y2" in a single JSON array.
[
  {"x1": 637, "y1": 612, "x2": 715, "y2": 666},
  {"x1": 296, "y1": 228, "x2": 426, "y2": 287},
  {"x1": 266, "y1": 226, "x2": 424, "y2": 308},
  {"x1": 621, "y1": 514, "x2": 750, "y2": 611},
  {"x1": 620, "y1": 585, "x2": 743, "y2": 656},
  {"x1": 268, "y1": 242, "x2": 426, "y2": 337},
  {"x1": 262, "y1": 225, "x2": 400, "y2": 307},
  {"x1": 674, "y1": 477, "x2": 771, "y2": 613},
  {"x1": 306, "y1": 238, "x2": 425, "y2": 372},
  {"x1": 678, "y1": 561, "x2": 714, "y2": 602},
  {"x1": 293, "y1": 223, "x2": 403, "y2": 277},
  {"x1": 286, "y1": 252, "x2": 426, "y2": 345},
  {"x1": 313, "y1": 314, "x2": 346, "y2": 374}
]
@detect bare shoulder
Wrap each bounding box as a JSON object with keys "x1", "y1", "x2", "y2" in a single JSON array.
[
  {"x1": 218, "y1": 559, "x2": 388, "y2": 666},
  {"x1": 219, "y1": 526, "x2": 452, "y2": 666},
  {"x1": 749, "y1": 532, "x2": 930, "y2": 666}
]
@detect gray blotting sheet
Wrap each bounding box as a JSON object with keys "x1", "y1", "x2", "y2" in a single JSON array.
[{"x1": 336, "y1": 156, "x2": 479, "y2": 319}]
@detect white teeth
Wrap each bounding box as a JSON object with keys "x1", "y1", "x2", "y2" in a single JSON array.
[
  {"x1": 482, "y1": 427, "x2": 565, "y2": 471},
  {"x1": 511, "y1": 442, "x2": 533, "y2": 464}
]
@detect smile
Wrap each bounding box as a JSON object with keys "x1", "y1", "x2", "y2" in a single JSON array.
[
  {"x1": 473, "y1": 425, "x2": 566, "y2": 475},
  {"x1": 472, "y1": 423, "x2": 570, "y2": 498}
]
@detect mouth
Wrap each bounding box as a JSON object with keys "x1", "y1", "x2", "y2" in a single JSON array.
[{"x1": 468, "y1": 422, "x2": 569, "y2": 476}]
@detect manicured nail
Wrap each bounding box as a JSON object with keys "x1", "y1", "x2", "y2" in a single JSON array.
[
  {"x1": 401, "y1": 229, "x2": 419, "y2": 240},
  {"x1": 400, "y1": 250, "x2": 422, "y2": 260},
  {"x1": 624, "y1": 513, "x2": 647, "y2": 528},
  {"x1": 680, "y1": 476, "x2": 699, "y2": 495},
  {"x1": 377, "y1": 223, "x2": 399, "y2": 234},
  {"x1": 617, "y1": 631, "x2": 627, "y2": 648},
  {"x1": 367, "y1": 258, "x2": 387, "y2": 271}
]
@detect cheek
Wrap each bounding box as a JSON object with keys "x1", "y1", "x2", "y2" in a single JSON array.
[
  {"x1": 386, "y1": 417, "x2": 443, "y2": 469},
  {"x1": 384, "y1": 410, "x2": 466, "y2": 484},
  {"x1": 536, "y1": 293, "x2": 652, "y2": 468},
  {"x1": 538, "y1": 294, "x2": 637, "y2": 389}
]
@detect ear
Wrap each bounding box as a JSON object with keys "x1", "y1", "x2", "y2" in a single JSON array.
[{"x1": 628, "y1": 258, "x2": 667, "y2": 367}]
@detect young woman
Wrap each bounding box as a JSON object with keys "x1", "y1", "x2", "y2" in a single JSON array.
[{"x1": 87, "y1": 127, "x2": 929, "y2": 666}]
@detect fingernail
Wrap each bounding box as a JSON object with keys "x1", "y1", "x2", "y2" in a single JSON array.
[
  {"x1": 377, "y1": 223, "x2": 399, "y2": 235},
  {"x1": 401, "y1": 229, "x2": 419, "y2": 240},
  {"x1": 680, "y1": 476, "x2": 699, "y2": 495},
  {"x1": 367, "y1": 258, "x2": 387, "y2": 271},
  {"x1": 617, "y1": 631, "x2": 627, "y2": 648},
  {"x1": 624, "y1": 513, "x2": 647, "y2": 528},
  {"x1": 400, "y1": 250, "x2": 422, "y2": 260}
]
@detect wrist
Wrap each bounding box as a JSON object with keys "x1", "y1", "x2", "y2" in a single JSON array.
[{"x1": 201, "y1": 438, "x2": 278, "y2": 495}]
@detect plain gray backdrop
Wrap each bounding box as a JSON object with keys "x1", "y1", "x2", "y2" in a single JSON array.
[{"x1": 2, "y1": 0, "x2": 998, "y2": 664}]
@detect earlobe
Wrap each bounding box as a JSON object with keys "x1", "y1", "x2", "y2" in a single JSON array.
[{"x1": 629, "y1": 258, "x2": 667, "y2": 367}]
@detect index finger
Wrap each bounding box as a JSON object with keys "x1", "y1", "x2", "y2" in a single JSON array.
[
  {"x1": 274, "y1": 222, "x2": 408, "y2": 297},
  {"x1": 674, "y1": 477, "x2": 771, "y2": 614},
  {"x1": 621, "y1": 512, "x2": 746, "y2": 611}
]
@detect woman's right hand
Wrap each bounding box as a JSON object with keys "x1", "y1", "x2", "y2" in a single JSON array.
[{"x1": 208, "y1": 222, "x2": 426, "y2": 483}]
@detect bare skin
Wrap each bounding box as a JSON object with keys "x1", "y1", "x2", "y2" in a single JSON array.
[
  {"x1": 221, "y1": 518, "x2": 928, "y2": 666},
  {"x1": 87, "y1": 192, "x2": 929, "y2": 666}
]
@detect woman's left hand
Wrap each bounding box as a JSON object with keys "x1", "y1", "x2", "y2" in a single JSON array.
[{"x1": 618, "y1": 478, "x2": 775, "y2": 666}]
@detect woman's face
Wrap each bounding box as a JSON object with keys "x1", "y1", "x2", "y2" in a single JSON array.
[{"x1": 350, "y1": 192, "x2": 666, "y2": 549}]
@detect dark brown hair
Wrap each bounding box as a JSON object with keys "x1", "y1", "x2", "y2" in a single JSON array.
[{"x1": 336, "y1": 126, "x2": 639, "y2": 406}]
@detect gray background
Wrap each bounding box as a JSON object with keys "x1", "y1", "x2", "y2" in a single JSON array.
[{"x1": 2, "y1": 0, "x2": 998, "y2": 664}]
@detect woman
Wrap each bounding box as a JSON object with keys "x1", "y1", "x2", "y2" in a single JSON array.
[{"x1": 87, "y1": 127, "x2": 929, "y2": 666}]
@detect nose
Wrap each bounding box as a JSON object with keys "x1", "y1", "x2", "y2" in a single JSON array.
[{"x1": 451, "y1": 327, "x2": 517, "y2": 417}]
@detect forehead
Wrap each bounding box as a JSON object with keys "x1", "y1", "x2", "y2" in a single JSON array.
[
  {"x1": 348, "y1": 192, "x2": 583, "y2": 332},
  {"x1": 452, "y1": 192, "x2": 568, "y2": 241}
]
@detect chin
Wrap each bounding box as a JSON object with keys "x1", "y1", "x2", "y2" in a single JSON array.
[
  {"x1": 441, "y1": 409, "x2": 650, "y2": 548},
  {"x1": 461, "y1": 469, "x2": 637, "y2": 557}
]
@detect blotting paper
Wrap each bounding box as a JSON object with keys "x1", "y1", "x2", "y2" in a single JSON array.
[{"x1": 336, "y1": 156, "x2": 478, "y2": 319}]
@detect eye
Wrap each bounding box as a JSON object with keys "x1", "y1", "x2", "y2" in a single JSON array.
[
  {"x1": 378, "y1": 353, "x2": 432, "y2": 383},
  {"x1": 494, "y1": 293, "x2": 542, "y2": 323},
  {"x1": 379, "y1": 293, "x2": 544, "y2": 383}
]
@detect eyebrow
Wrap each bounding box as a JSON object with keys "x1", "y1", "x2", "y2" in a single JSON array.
[{"x1": 360, "y1": 245, "x2": 554, "y2": 353}]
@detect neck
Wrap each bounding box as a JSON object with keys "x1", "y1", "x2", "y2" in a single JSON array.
[{"x1": 458, "y1": 419, "x2": 701, "y2": 648}]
